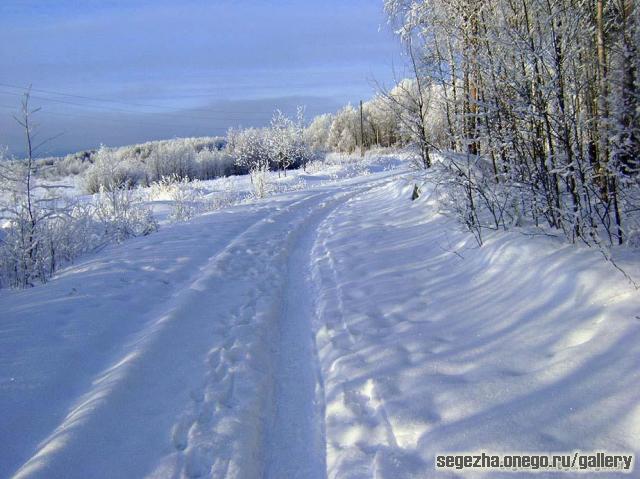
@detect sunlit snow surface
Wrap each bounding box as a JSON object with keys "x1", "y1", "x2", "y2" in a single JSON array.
[{"x1": 1, "y1": 154, "x2": 639, "y2": 478}]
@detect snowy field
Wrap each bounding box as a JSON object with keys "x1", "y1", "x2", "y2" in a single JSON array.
[{"x1": 1, "y1": 156, "x2": 639, "y2": 478}]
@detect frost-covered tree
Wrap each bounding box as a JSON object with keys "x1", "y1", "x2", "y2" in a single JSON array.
[
  {"x1": 194, "y1": 148, "x2": 236, "y2": 180},
  {"x1": 267, "y1": 110, "x2": 297, "y2": 177},
  {"x1": 0, "y1": 92, "x2": 58, "y2": 287},
  {"x1": 363, "y1": 96, "x2": 399, "y2": 148},
  {"x1": 229, "y1": 127, "x2": 270, "y2": 173},
  {"x1": 0, "y1": 91, "x2": 81, "y2": 287},
  {"x1": 292, "y1": 106, "x2": 314, "y2": 171},
  {"x1": 383, "y1": 76, "x2": 434, "y2": 168},
  {"x1": 145, "y1": 141, "x2": 196, "y2": 182},
  {"x1": 328, "y1": 104, "x2": 359, "y2": 153},
  {"x1": 305, "y1": 113, "x2": 334, "y2": 153},
  {"x1": 265, "y1": 108, "x2": 313, "y2": 176},
  {"x1": 84, "y1": 145, "x2": 142, "y2": 193},
  {"x1": 384, "y1": 0, "x2": 640, "y2": 247}
]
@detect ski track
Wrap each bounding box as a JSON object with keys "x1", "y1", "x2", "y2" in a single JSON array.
[{"x1": 11, "y1": 172, "x2": 402, "y2": 479}]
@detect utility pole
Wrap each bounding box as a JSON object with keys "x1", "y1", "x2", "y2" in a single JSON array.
[{"x1": 359, "y1": 100, "x2": 365, "y2": 158}]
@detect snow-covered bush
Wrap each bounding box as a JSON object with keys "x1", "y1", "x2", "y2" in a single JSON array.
[
  {"x1": 268, "y1": 110, "x2": 297, "y2": 175},
  {"x1": 147, "y1": 175, "x2": 182, "y2": 201},
  {"x1": 304, "y1": 160, "x2": 328, "y2": 174},
  {"x1": 64, "y1": 138, "x2": 232, "y2": 192},
  {"x1": 266, "y1": 107, "x2": 312, "y2": 175},
  {"x1": 0, "y1": 177, "x2": 157, "y2": 288},
  {"x1": 149, "y1": 174, "x2": 240, "y2": 221},
  {"x1": 227, "y1": 109, "x2": 316, "y2": 180},
  {"x1": 208, "y1": 176, "x2": 243, "y2": 210},
  {"x1": 145, "y1": 142, "x2": 197, "y2": 183},
  {"x1": 49, "y1": 201, "x2": 101, "y2": 265},
  {"x1": 0, "y1": 143, "x2": 69, "y2": 287},
  {"x1": 229, "y1": 127, "x2": 269, "y2": 173},
  {"x1": 84, "y1": 145, "x2": 142, "y2": 194},
  {"x1": 151, "y1": 175, "x2": 203, "y2": 223},
  {"x1": 169, "y1": 185, "x2": 199, "y2": 222},
  {"x1": 195, "y1": 148, "x2": 236, "y2": 180},
  {"x1": 0, "y1": 177, "x2": 95, "y2": 288},
  {"x1": 250, "y1": 165, "x2": 270, "y2": 199},
  {"x1": 93, "y1": 185, "x2": 157, "y2": 243},
  {"x1": 37, "y1": 151, "x2": 94, "y2": 179}
]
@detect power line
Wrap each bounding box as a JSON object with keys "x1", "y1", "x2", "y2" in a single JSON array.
[
  {"x1": 0, "y1": 104, "x2": 235, "y2": 133},
  {"x1": 0, "y1": 89, "x2": 274, "y2": 124},
  {"x1": 0, "y1": 82, "x2": 285, "y2": 116}
]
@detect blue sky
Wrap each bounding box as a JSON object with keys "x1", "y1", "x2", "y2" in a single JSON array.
[{"x1": 0, "y1": 0, "x2": 404, "y2": 156}]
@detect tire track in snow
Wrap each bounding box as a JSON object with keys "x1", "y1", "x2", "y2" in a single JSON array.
[
  {"x1": 311, "y1": 180, "x2": 407, "y2": 478},
  {"x1": 168, "y1": 175, "x2": 403, "y2": 479},
  {"x1": 263, "y1": 173, "x2": 406, "y2": 479},
  {"x1": 263, "y1": 195, "x2": 339, "y2": 479}
]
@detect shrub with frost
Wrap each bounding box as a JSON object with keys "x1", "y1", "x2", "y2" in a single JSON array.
[
  {"x1": 84, "y1": 145, "x2": 141, "y2": 194},
  {"x1": 93, "y1": 184, "x2": 157, "y2": 243},
  {"x1": 250, "y1": 165, "x2": 270, "y2": 199}
]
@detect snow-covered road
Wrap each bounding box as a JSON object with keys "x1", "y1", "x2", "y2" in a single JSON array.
[
  {"x1": 1, "y1": 171, "x2": 401, "y2": 478},
  {"x1": 1, "y1": 164, "x2": 639, "y2": 479}
]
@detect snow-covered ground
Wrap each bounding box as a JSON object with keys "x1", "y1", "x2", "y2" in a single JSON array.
[{"x1": 1, "y1": 156, "x2": 639, "y2": 478}]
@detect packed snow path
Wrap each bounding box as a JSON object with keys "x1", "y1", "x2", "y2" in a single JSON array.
[{"x1": 2, "y1": 165, "x2": 640, "y2": 479}]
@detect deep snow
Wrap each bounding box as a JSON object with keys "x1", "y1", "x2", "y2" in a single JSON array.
[{"x1": 1, "y1": 157, "x2": 639, "y2": 478}]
